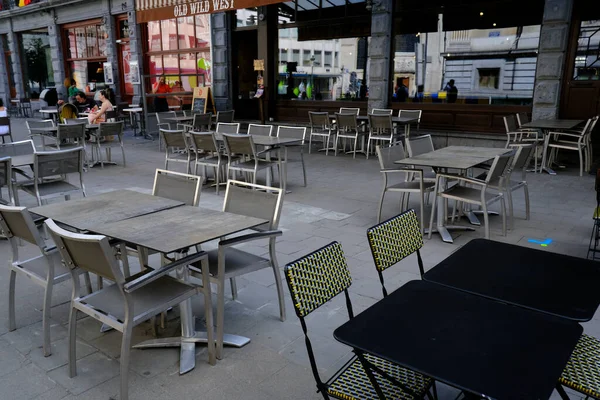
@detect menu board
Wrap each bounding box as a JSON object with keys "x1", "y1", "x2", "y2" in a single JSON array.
[
  {"x1": 192, "y1": 97, "x2": 206, "y2": 113},
  {"x1": 191, "y1": 86, "x2": 216, "y2": 114}
]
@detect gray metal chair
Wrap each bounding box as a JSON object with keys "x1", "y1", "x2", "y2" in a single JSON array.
[
  {"x1": 398, "y1": 109, "x2": 422, "y2": 135},
  {"x1": 152, "y1": 168, "x2": 202, "y2": 207},
  {"x1": 547, "y1": 116, "x2": 598, "y2": 176},
  {"x1": 188, "y1": 132, "x2": 224, "y2": 194},
  {"x1": 222, "y1": 134, "x2": 279, "y2": 185},
  {"x1": 14, "y1": 147, "x2": 86, "y2": 206},
  {"x1": 47, "y1": 123, "x2": 86, "y2": 151},
  {"x1": 190, "y1": 180, "x2": 285, "y2": 359},
  {"x1": 367, "y1": 114, "x2": 394, "y2": 159},
  {"x1": 92, "y1": 121, "x2": 126, "y2": 168},
  {"x1": 406, "y1": 134, "x2": 436, "y2": 183},
  {"x1": 156, "y1": 111, "x2": 177, "y2": 151},
  {"x1": 277, "y1": 126, "x2": 308, "y2": 187},
  {"x1": 247, "y1": 123, "x2": 273, "y2": 136},
  {"x1": 0, "y1": 156, "x2": 13, "y2": 205},
  {"x1": 181, "y1": 113, "x2": 212, "y2": 132},
  {"x1": 26, "y1": 119, "x2": 55, "y2": 150},
  {"x1": 0, "y1": 116, "x2": 13, "y2": 143},
  {"x1": 339, "y1": 107, "x2": 360, "y2": 115},
  {"x1": 308, "y1": 111, "x2": 335, "y2": 155},
  {"x1": 45, "y1": 219, "x2": 215, "y2": 400},
  {"x1": 216, "y1": 110, "x2": 235, "y2": 124},
  {"x1": 160, "y1": 129, "x2": 191, "y2": 173},
  {"x1": 429, "y1": 153, "x2": 512, "y2": 239},
  {"x1": 216, "y1": 122, "x2": 240, "y2": 134},
  {"x1": 0, "y1": 205, "x2": 92, "y2": 357},
  {"x1": 371, "y1": 108, "x2": 393, "y2": 115},
  {"x1": 0, "y1": 139, "x2": 35, "y2": 179},
  {"x1": 376, "y1": 142, "x2": 435, "y2": 231},
  {"x1": 335, "y1": 113, "x2": 365, "y2": 158}
]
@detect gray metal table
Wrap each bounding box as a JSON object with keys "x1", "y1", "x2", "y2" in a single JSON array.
[
  {"x1": 91, "y1": 205, "x2": 268, "y2": 373},
  {"x1": 396, "y1": 146, "x2": 511, "y2": 243},
  {"x1": 521, "y1": 119, "x2": 584, "y2": 175},
  {"x1": 30, "y1": 189, "x2": 184, "y2": 230}
]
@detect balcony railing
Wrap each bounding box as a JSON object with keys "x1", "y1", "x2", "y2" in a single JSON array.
[{"x1": 0, "y1": 0, "x2": 47, "y2": 12}]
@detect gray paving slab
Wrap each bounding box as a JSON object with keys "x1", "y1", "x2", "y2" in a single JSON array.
[{"x1": 0, "y1": 117, "x2": 597, "y2": 399}]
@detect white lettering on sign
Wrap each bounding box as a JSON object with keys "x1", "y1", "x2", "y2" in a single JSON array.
[{"x1": 174, "y1": 0, "x2": 234, "y2": 17}]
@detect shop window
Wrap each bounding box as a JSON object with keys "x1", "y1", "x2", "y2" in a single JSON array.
[
  {"x1": 478, "y1": 68, "x2": 500, "y2": 89},
  {"x1": 303, "y1": 50, "x2": 311, "y2": 66},
  {"x1": 573, "y1": 20, "x2": 600, "y2": 81},
  {"x1": 280, "y1": 49, "x2": 288, "y2": 65},
  {"x1": 324, "y1": 51, "x2": 332, "y2": 68},
  {"x1": 21, "y1": 30, "x2": 55, "y2": 97},
  {"x1": 292, "y1": 49, "x2": 300, "y2": 64}
]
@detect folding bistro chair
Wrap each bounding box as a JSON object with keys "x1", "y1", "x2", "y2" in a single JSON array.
[
  {"x1": 216, "y1": 110, "x2": 235, "y2": 123},
  {"x1": 276, "y1": 126, "x2": 308, "y2": 187},
  {"x1": 92, "y1": 121, "x2": 126, "y2": 168},
  {"x1": 367, "y1": 210, "x2": 426, "y2": 297},
  {"x1": 371, "y1": 108, "x2": 393, "y2": 115},
  {"x1": 367, "y1": 114, "x2": 394, "y2": 159},
  {"x1": 26, "y1": 119, "x2": 55, "y2": 150},
  {"x1": 0, "y1": 204, "x2": 92, "y2": 357},
  {"x1": 285, "y1": 241, "x2": 435, "y2": 400},
  {"x1": 45, "y1": 219, "x2": 215, "y2": 400},
  {"x1": 248, "y1": 123, "x2": 274, "y2": 136},
  {"x1": 335, "y1": 113, "x2": 365, "y2": 158},
  {"x1": 308, "y1": 111, "x2": 335, "y2": 155},
  {"x1": 190, "y1": 180, "x2": 285, "y2": 358},
  {"x1": 559, "y1": 333, "x2": 600, "y2": 399},
  {"x1": 156, "y1": 111, "x2": 177, "y2": 151},
  {"x1": 180, "y1": 113, "x2": 212, "y2": 132},
  {"x1": 216, "y1": 122, "x2": 240, "y2": 134},
  {"x1": 222, "y1": 133, "x2": 278, "y2": 185},
  {"x1": 160, "y1": 129, "x2": 191, "y2": 173},
  {"x1": 188, "y1": 132, "x2": 225, "y2": 194}
]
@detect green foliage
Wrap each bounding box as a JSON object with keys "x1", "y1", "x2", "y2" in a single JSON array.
[{"x1": 25, "y1": 38, "x2": 47, "y2": 89}]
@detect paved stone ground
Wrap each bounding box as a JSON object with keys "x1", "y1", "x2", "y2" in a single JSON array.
[{"x1": 0, "y1": 118, "x2": 596, "y2": 399}]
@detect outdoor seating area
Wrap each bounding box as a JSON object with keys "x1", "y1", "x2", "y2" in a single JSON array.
[{"x1": 0, "y1": 106, "x2": 598, "y2": 400}]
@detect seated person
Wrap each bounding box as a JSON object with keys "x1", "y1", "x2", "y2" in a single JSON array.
[{"x1": 74, "y1": 91, "x2": 97, "y2": 112}]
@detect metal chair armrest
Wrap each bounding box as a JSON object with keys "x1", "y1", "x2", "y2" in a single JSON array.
[
  {"x1": 123, "y1": 252, "x2": 207, "y2": 293},
  {"x1": 548, "y1": 132, "x2": 583, "y2": 139},
  {"x1": 219, "y1": 230, "x2": 283, "y2": 248},
  {"x1": 381, "y1": 167, "x2": 422, "y2": 175},
  {"x1": 436, "y1": 173, "x2": 485, "y2": 186}
]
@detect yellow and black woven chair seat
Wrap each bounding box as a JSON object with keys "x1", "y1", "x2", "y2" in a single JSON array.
[
  {"x1": 327, "y1": 354, "x2": 433, "y2": 400},
  {"x1": 559, "y1": 333, "x2": 600, "y2": 399}
]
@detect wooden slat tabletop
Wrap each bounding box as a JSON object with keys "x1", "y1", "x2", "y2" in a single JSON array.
[
  {"x1": 30, "y1": 189, "x2": 184, "y2": 230},
  {"x1": 91, "y1": 205, "x2": 268, "y2": 253}
]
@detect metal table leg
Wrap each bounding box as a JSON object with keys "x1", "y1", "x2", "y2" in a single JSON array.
[
  {"x1": 133, "y1": 256, "x2": 219, "y2": 374},
  {"x1": 541, "y1": 129, "x2": 557, "y2": 175}
]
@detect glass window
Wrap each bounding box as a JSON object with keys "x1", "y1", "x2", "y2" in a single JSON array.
[
  {"x1": 236, "y1": 8, "x2": 258, "y2": 27},
  {"x1": 148, "y1": 21, "x2": 162, "y2": 51},
  {"x1": 303, "y1": 50, "x2": 311, "y2": 66},
  {"x1": 118, "y1": 19, "x2": 130, "y2": 39},
  {"x1": 86, "y1": 25, "x2": 98, "y2": 57},
  {"x1": 573, "y1": 20, "x2": 600, "y2": 80},
  {"x1": 334, "y1": 51, "x2": 339, "y2": 68},
  {"x1": 280, "y1": 49, "x2": 288, "y2": 65},
  {"x1": 324, "y1": 51, "x2": 332, "y2": 67},
  {"x1": 21, "y1": 31, "x2": 55, "y2": 97},
  {"x1": 292, "y1": 49, "x2": 300, "y2": 63},
  {"x1": 75, "y1": 27, "x2": 87, "y2": 58},
  {"x1": 478, "y1": 68, "x2": 500, "y2": 89},
  {"x1": 313, "y1": 50, "x2": 322, "y2": 65}
]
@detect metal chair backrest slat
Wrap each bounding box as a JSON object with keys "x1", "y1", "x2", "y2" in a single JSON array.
[
  {"x1": 0, "y1": 204, "x2": 45, "y2": 247},
  {"x1": 510, "y1": 145, "x2": 535, "y2": 181},
  {"x1": 503, "y1": 115, "x2": 519, "y2": 133},
  {"x1": 406, "y1": 134, "x2": 434, "y2": 157},
  {"x1": 97, "y1": 121, "x2": 124, "y2": 139},
  {"x1": 399, "y1": 109, "x2": 422, "y2": 122},
  {"x1": 35, "y1": 148, "x2": 85, "y2": 180},
  {"x1": 0, "y1": 140, "x2": 35, "y2": 157},
  {"x1": 26, "y1": 120, "x2": 54, "y2": 134},
  {"x1": 189, "y1": 132, "x2": 219, "y2": 153},
  {"x1": 223, "y1": 180, "x2": 283, "y2": 230},
  {"x1": 486, "y1": 153, "x2": 514, "y2": 184},
  {"x1": 160, "y1": 129, "x2": 188, "y2": 149},
  {"x1": 371, "y1": 108, "x2": 393, "y2": 115},
  {"x1": 248, "y1": 124, "x2": 273, "y2": 136},
  {"x1": 152, "y1": 169, "x2": 201, "y2": 207},
  {"x1": 335, "y1": 113, "x2": 358, "y2": 132},
  {"x1": 516, "y1": 112, "x2": 530, "y2": 127},
  {"x1": 45, "y1": 219, "x2": 123, "y2": 284},
  {"x1": 308, "y1": 111, "x2": 330, "y2": 129},
  {"x1": 216, "y1": 122, "x2": 240, "y2": 134},
  {"x1": 369, "y1": 114, "x2": 393, "y2": 134},
  {"x1": 57, "y1": 123, "x2": 86, "y2": 142},
  {"x1": 284, "y1": 241, "x2": 352, "y2": 318},
  {"x1": 223, "y1": 133, "x2": 255, "y2": 156},
  {"x1": 156, "y1": 111, "x2": 177, "y2": 125},
  {"x1": 192, "y1": 113, "x2": 212, "y2": 131},
  {"x1": 339, "y1": 107, "x2": 360, "y2": 115},
  {"x1": 376, "y1": 141, "x2": 405, "y2": 170},
  {"x1": 217, "y1": 110, "x2": 235, "y2": 123},
  {"x1": 277, "y1": 126, "x2": 306, "y2": 143}
]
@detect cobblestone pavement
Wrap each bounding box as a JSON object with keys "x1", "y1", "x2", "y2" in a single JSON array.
[{"x1": 0, "y1": 118, "x2": 595, "y2": 399}]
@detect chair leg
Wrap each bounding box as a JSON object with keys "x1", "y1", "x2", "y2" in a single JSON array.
[
  {"x1": 377, "y1": 188, "x2": 386, "y2": 223},
  {"x1": 270, "y1": 240, "x2": 286, "y2": 322},
  {"x1": 309, "y1": 135, "x2": 313, "y2": 154},
  {"x1": 8, "y1": 269, "x2": 16, "y2": 331},
  {"x1": 353, "y1": 137, "x2": 358, "y2": 159},
  {"x1": 120, "y1": 245, "x2": 131, "y2": 277},
  {"x1": 300, "y1": 151, "x2": 307, "y2": 187},
  {"x1": 579, "y1": 147, "x2": 584, "y2": 177},
  {"x1": 42, "y1": 280, "x2": 54, "y2": 357},
  {"x1": 428, "y1": 182, "x2": 439, "y2": 240},
  {"x1": 230, "y1": 277, "x2": 238, "y2": 300},
  {"x1": 482, "y1": 201, "x2": 490, "y2": 239},
  {"x1": 83, "y1": 272, "x2": 93, "y2": 294},
  {"x1": 325, "y1": 136, "x2": 330, "y2": 156},
  {"x1": 216, "y1": 279, "x2": 226, "y2": 359},
  {"x1": 68, "y1": 308, "x2": 78, "y2": 378},
  {"x1": 524, "y1": 183, "x2": 530, "y2": 220},
  {"x1": 506, "y1": 189, "x2": 514, "y2": 230},
  {"x1": 366, "y1": 139, "x2": 371, "y2": 160},
  {"x1": 334, "y1": 135, "x2": 339, "y2": 156},
  {"x1": 199, "y1": 257, "x2": 216, "y2": 365},
  {"x1": 119, "y1": 321, "x2": 133, "y2": 400},
  {"x1": 500, "y1": 196, "x2": 507, "y2": 236},
  {"x1": 419, "y1": 190, "x2": 425, "y2": 234}
]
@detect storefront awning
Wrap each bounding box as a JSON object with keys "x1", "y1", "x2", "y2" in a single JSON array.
[{"x1": 136, "y1": 0, "x2": 284, "y2": 23}]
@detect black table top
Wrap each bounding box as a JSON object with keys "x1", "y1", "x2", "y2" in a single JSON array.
[
  {"x1": 334, "y1": 280, "x2": 582, "y2": 400},
  {"x1": 425, "y1": 239, "x2": 600, "y2": 321}
]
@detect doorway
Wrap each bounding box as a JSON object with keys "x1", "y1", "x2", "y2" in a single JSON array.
[{"x1": 232, "y1": 29, "x2": 259, "y2": 119}]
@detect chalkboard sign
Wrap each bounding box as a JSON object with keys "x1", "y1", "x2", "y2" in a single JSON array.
[{"x1": 192, "y1": 97, "x2": 206, "y2": 113}]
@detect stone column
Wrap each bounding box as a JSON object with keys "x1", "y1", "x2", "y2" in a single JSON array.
[
  {"x1": 531, "y1": 0, "x2": 574, "y2": 120},
  {"x1": 367, "y1": 0, "x2": 393, "y2": 112},
  {"x1": 6, "y1": 26, "x2": 24, "y2": 99},
  {"x1": 48, "y1": 10, "x2": 66, "y2": 100},
  {"x1": 211, "y1": 13, "x2": 232, "y2": 111},
  {"x1": 0, "y1": 35, "x2": 10, "y2": 104}
]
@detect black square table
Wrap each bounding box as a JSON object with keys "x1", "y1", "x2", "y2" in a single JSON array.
[
  {"x1": 425, "y1": 238, "x2": 600, "y2": 321},
  {"x1": 334, "y1": 280, "x2": 582, "y2": 399}
]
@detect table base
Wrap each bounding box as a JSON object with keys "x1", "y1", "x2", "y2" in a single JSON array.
[{"x1": 427, "y1": 225, "x2": 476, "y2": 243}]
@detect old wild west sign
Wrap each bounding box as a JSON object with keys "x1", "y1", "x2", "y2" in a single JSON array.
[{"x1": 136, "y1": 0, "x2": 283, "y2": 23}]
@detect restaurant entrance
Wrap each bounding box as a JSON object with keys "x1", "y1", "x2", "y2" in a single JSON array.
[{"x1": 232, "y1": 29, "x2": 260, "y2": 119}]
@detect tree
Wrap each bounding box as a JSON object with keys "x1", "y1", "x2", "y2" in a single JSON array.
[{"x1": 25, "y1": 38, "x2": 47, "y2": 92}]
